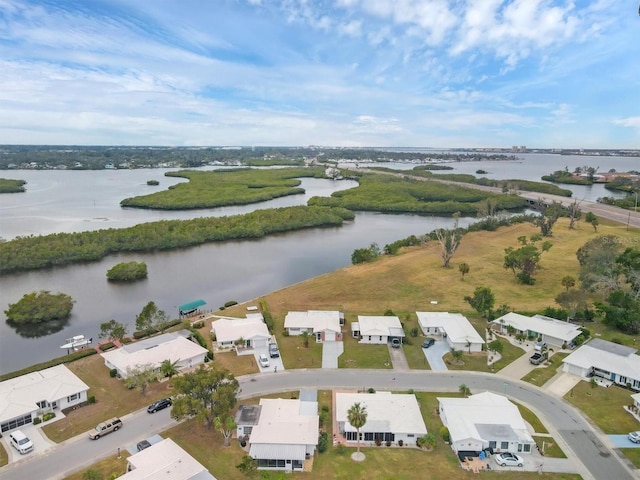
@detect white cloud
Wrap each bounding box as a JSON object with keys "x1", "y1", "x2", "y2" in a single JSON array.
[{"x1": 615, "y1": 117, "x2": 640, "y2": 130}]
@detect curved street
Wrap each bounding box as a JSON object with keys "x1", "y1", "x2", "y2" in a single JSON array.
[{"x1": 1, "y1": 369, "x2": 636, "y2": 480}]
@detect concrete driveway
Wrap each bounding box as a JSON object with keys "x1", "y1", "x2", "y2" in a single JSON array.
[
  {"x1": 0, "y1": 422, "x2": 56, "y2": 465},
  {"x1": 608, "y1": 434, "x2": 640, "y2": 448},
  {"x1": 322, "y1": 341, "x2": 343, "y2": 368},
  {"x1": 254, "y1": 347, "x2": 284, "y2": 372},
  {"x1": 421, "y1": 339, "x2": 449, "y2": 370},
  {"x1": 388, "y1": 344, "x2": 409, "y2": 371}
]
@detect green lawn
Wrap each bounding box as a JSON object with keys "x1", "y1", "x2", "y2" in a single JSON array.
[
  {"x1": 0, "y1": 443, "x2": 7, "y2": 468},
  {"x1": 521, "y1": 353, "x2": 568, "y2": 387},
  {"x1": 514, "y1": 401, "x2": 549, "y2": 434},
  {"x1": 532, "y1": 436, "x2": 566, "y2": 458},
  {"x1": 620, "y1": 448, "x2": 640, "y2": 468},
  {"x1": 338, "y1": 333, "x2": 392, "y2": 369},
  {"x1": 564, "y1": 381, "x2": 639, "y2": 434},
  {"x1": 63, "y1": 453, "x2": 129, "y2": 480}
]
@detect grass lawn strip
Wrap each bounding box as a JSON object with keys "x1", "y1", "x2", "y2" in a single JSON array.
[
  {"x1": 532, "y1": 435, "x2": 567, "y2": 458},
  {"x1": 63, "y1": 453, "x2": 129, "y2": 480},
  {"x1": 564, "y1": 381, "x2": 639, "y2": 434},
  {"x1": 521, "y1": 353, "x2": 569, "y2": 387},
  {"x1": 619, "y1": 448, "x2": 640, "y2": 469},
  {"x1": 0, "y1": 443, "x2": 7, "y2": 468}
]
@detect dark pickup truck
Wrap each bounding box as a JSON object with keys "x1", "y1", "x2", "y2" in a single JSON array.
[{"x1": 529, "y1": 351, "x2": 548, "y2": 365}]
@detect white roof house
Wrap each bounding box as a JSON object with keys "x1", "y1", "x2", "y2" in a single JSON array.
[
  {"x1": 562, "y1": 339, "x2": 640, "y2": 391},
  {"x1": 416, "y1": 312, "x2": 485, "y2": 352},
  {"x1": 438, "y1": 392, "x2": 534, "y2": 455},
  {"x1": 335, "y1": 391, "x2": 427, "y2": 445},
  {"x1": 101, "y1": 331, "x2": 208, "y2": 378},
  {"x1": 249, "y1": 398, "x2": 319, "y2": 472},
  {"x1": 284, "y1": 311, "x2": 342, "y2": 342},
  {"x1": 122, "y1": 438, "x2": 216, "y2": 480},
  {"x1": 492, "y1": 312, "x2": 582, "y2": 347},
  {"x1": 211, "y1": 317, "x2": 271, "y2": 350},
  {"x1": 0, "y1": 364, "x2": 89, "y2": 433},
  {"x1": 352, "y1": 316, "x2": 405, "y2": 344}
]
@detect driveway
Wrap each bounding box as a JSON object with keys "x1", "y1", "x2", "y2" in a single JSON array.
[
  {"x1": 496, "y1": 346, "x2": 535, "y2": 379},
  {"x1": 254, "y1": 347, "x2": 284, "y2": 372},
  {"x1": 322, "y1": 341, "x2": 343, "y2": 368},
  {"x1": 421, "y1": 339, "x2": 449, "y2": 371},
  {"x1": 0, "y1": 421, "x2": 56, "y2": 465},
  {"x1": 388, "y1": 344, "x2": 409, "y2": 371}
]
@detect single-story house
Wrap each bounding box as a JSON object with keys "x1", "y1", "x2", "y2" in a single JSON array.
[
  {"x1": 351, "y1": 316, "x2": 405, "y2": 345},
  {"x1": 416, "y1": 312, "x2": 485, "y2": 352},
  {"x1": 284, "y1": 310, "x2": 343, "y2": 342},
  {"x1": 438, "y1": 392, "x2": 535, "y2": 455},
  {"x1": 335, "y1": 391, "x2": 427, "y2": 445},
  {"x1": 248, "y1": 396, "x2": 319, "y2": 472},
  {"x1": 101, "y1": 330, "x2": 208, "y2": 379},
  {"x1": 562, "y1": 339, "x2": 640, "y2": 391},
  {"x1": 123, "y1": 438, "x2": 216, "y2": 479},
  {"x1": 0, "y1": 364, "x2": 89, "y2": 433},
  {"x1": 632, "y1": 392, "x2": 640, "y2": 410},
  {"x1": 211, "y1": 317, "x2": 271, "y2": 352},
  {"x1": 492, "y1": 312, "x2": 582, "y2": 348}
]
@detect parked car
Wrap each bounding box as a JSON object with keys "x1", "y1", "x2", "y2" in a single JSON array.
[
  {"x1": 391, "y1": 338, "x2": 401, "y2": 348},
  {"x1": 269, "y1": 343, "x2": 280, "y2": 358},
  {"x1": 534, "y1": 341, "x2": 547, "y2": 352},
  {"x1": 421, "y1": 338, "x2": 436, "y2": 348},
  {"x1": 529, "y1": 350, "x2": 548, "y2": 365},
  {"x1": 259, "y1": 353, "x2": 270, "y2": 367},
  {"x1": 9, "y1": 429, "x2": 34, "y2": 454},
  {"x1": 629, "y1": 431, "x2": 640, "y2": 443},
  {"x1": 495, "y1": 452, "x2": 524, "y2": 467},
  {"x1": 88, "y1": 417, "x2": 122, "y2": 440},
  {"x1": 147, "y1": 397, "x2": 172, "y2": 413},
  {"x1": 136, "y1": 439, "x2": 152, "y2": 451}
]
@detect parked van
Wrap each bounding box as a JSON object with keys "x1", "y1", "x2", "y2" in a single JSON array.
[
  {"x1": 9, "y1": 429, "x2": 34, "y2": 454},
  {"x1": 89, "y1": 417, "x2": 122, "y2": 440}
]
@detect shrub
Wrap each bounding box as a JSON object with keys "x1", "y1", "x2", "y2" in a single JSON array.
[
  {"x1": 398, "y1": 439, "x2": 404, "y2": 447},
  {"x1": 375, "y1": 438, "x2": 382, "y2": 446},
  {"x1": 318, "y1": 432, "x2": 329, "y2": 453},
  {"x1": 368, "y1": 387, "x2": 376, "y2": 393},
  {"x1": 386, "y1": 440, "x2": 392, "y2": 447},
  {"x1": 42, "y1": 412, "x2": 55, "y2": 422},
  {"x1": 410, "y1": 327, "x2": 419, "y2": 337},
  {"x1": 336, "y1": 443, "x2": 347, "y2": 455},
  {"x1": 319, "y1": 411, "x2": 327, "y2": 428},
  {"x1": 224, "y1": 300, "x2": 238, "y2": 308},
  {"x1": 88, "y1": 395, "x2": 96, "y2": 404},
  {"x1": 33, "y1": 417, "x2": 41, "y2": 425},
  {"x1": 0, "y1": 349, "x2": 97, "y2": 382},
  {"x1": 109, "y1": 368, "x2": 118, "y2": 378},
  {"x1": 439, "y1": 426, "x2": 450, "y2": 443},
  {"x1": 99, "y1": 342, "x2": 116, "y2": 351},
  {"x1": 121, "y1": 337, "x2": 133, "y2": 344},
  {"x1": 191, "y1": 320, "x2": 205, "y2": 329}
]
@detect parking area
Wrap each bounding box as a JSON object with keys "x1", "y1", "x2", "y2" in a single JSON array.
[
  {"x1": 0, "y1": 423, "x2": 56, "y2": 465},
  {"x1": 322, "y1": 341, "x2": 344, "y2": 368},
  {"x1": 421, "y1": 338, "x2": 449, "y2": 371},
  {"x1": 254, "y1": 346, "x2": 285, "y2": 373}
]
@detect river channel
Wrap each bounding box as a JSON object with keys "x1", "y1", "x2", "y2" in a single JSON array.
[{"x1": 0, "y1": 154, "x2": 635, "y2": 373}]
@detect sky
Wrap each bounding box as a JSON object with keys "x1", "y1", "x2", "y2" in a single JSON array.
[{"x1": 0, "y1": 0, "x2": 639, "y2": 148}]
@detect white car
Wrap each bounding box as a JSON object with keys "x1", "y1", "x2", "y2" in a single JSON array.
[
  {"x1": 629, "y1": 431, "x2": 640, "y2": 443},
  {"x1": 259, "y1": 353, "x2": 270, "y2": 368},
  {"x1": 495, "y1": 452, "x2": 524, "y2": 467},
  {"x1": 9, "y1": 429, "x2": 34, "y2": 454}
]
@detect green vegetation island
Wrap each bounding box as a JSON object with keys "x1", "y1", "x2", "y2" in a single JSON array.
[
  {"x1": 106, "y1": 261, "x2": 148, "y2": 281},
  {"x1": 0, "y1": 178, "x2": 26, "y2": 193}
]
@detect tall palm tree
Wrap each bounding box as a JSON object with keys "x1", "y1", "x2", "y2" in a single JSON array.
[{"x1": 347, "y1": 402, "x2": 368, "y2": 455}]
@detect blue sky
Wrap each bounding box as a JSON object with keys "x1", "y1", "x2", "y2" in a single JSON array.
[{"x1": 0, "y1": 0, "x2": 639, "y2": 148}]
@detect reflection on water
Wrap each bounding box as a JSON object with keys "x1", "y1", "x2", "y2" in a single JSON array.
[{"x1": 6, "y1": 317, "x2": 69, "y2": 338}]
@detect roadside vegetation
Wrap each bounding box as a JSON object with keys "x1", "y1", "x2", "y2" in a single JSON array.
[
  {"x1": 120, "y1": 167, "x2": 325, "y2": 209},
  {"x1": 0, "y1": 177, "x2": 26, "y2": 193}
]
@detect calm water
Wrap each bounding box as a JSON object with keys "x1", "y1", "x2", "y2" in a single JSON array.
[{"x1": 0, "y1": 154, "x2": 637, "y2": 373}]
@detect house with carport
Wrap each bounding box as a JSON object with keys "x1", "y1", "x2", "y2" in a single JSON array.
[
  {"x1": 284, "y1": 310, "x2": 343, "y2": 342},
  {"x1": 211, "y1": 316, "x2": 271, "y2": 353},
  {"x1": 0, "y1": 364, "x2": 89, "y2": 433},
  {"x1": 335, "y1": 391, "x2": 427, "y2": 445},
  {"x1": 351, "y1": 316, "x2": 405, "y2": 345},
  {"x1": 492, "y1": 312, "x2": 582, "y2": 348},
  {"x1": 438, "y1": 392, "x2": 535, "y2": 455},
  {"x1": 247, "y1": 392, "x2": 319, "y2": 472},
  {"x1": 123, "y1": 438, "x2": 216, "y2": 479},
  {"x1": 562, "y1": 338, "x2": 640, "y2": 391},
  {"x1": 101, "y1": 330, "x2": 208, "y2": 379},
  {"x1": 416, "y1": 312, "x2": 485, "y2": 352}
]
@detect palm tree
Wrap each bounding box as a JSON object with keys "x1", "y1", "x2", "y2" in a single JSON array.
[
  {"x1": 301, "y1": 331, "x2": 310, "y2": 348},
  {"x1": 160, "y1": 359, "x2": 179, "y2": 378},
  {"x1": 347, "y1": 402, "x2": 368, "y2": 456},
  {"x1": 459, "y1": 384, "x2": 471, "y2": 397},
  {"x1": 450, "y1": 348, "x2": 463, "y2": 364}
]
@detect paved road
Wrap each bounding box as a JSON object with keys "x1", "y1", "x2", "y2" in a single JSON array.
[{"x1": 1, "y1": 371, "x2": 635, "y2": 480}]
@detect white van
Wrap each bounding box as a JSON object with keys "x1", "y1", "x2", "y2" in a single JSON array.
[{"x1": 9, "y1": 429, "x2": 34, "y2": 454}]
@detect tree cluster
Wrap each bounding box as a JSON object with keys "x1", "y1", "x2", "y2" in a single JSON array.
[
  {"x1": 5, "y1": 290, "x2": 74, "y2": 324},
  {"x1": 106, "y1": 261, "x2": 148, "y2": 281},
  {"x1": 503, "y1": 235, "x2": 552, "y2": 285}
]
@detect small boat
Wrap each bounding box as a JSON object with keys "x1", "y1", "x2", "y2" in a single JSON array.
[{"x1": 60, "y1": 335, "x2": 92, "y2": 350}]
